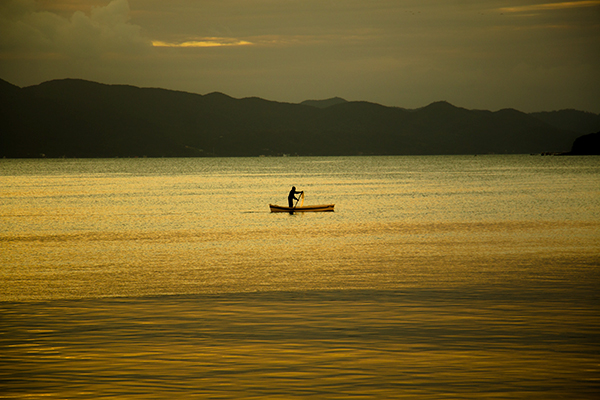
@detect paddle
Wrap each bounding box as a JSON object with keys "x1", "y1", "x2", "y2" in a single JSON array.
[{"x1": 292, "y1": 191, "x2": 304, "y2": 212}]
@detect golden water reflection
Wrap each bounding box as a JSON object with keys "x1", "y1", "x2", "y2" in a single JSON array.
[
  {"x1": 2, "y1": 220, "x2": 599, "y2": 300},
  {"x1": 2, "y1": 290, "x2": 598, "y2": 399},
  {"x1": 2, "y1": 156, "x2": 599, "y2": 398}
]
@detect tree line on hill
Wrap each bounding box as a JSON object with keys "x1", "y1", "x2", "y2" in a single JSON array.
[{"x1": 1, "y1": 78, "x2": 599, "y2": 158}]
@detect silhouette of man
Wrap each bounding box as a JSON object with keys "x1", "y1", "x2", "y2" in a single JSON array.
[{"x1": 288, "y1": 186, "x2": 303, "y2": 208}]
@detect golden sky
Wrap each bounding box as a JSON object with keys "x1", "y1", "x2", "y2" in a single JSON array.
[{"x1": 1, "y1": 0, "x2": 599, "y2": 112}]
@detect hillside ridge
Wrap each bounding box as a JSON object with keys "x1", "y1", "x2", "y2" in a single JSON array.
[{"x1": 1, "y1": 78, "x2": 598, "y2": 158}]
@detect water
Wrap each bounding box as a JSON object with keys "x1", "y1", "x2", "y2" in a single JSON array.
[{"x1": 1, "y1": 155, "x2": 599, "y2": 398}]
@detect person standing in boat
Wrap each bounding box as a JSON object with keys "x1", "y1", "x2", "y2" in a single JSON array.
[{"x1": 288, "y1": 186, "x2": 303, "y2": 208}]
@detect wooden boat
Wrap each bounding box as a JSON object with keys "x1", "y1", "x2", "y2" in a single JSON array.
[{"x1": 269, "y1": 204, "x2": 335, "y2": 213}]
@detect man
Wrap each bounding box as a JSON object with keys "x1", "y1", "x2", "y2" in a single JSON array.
[{"x1": 288, "y1": 186, "x2": 303, "y2": 208}]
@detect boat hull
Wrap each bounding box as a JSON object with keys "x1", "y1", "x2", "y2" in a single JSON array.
[{"x1": 269, "y1": 204, "x2": 335, "y2": 213}]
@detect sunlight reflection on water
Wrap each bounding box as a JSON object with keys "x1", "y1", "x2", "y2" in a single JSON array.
[
  {"x1": 2, "y1": 290, "x2": 599, "y2": 399},
  {"x1": 1, "y1": 156, "x2": 599, "y2": 398}
]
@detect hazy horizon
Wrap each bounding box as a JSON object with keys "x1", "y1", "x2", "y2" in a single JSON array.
[{"x1": 1, "y1": 0, "x2": 599, "y2": 113}]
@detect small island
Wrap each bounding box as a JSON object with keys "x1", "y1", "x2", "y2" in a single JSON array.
[{"x1": 566, "y1": 132, "x2": 600, "y2": 155}]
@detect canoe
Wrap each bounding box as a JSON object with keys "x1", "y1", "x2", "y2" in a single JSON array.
[{"x1": 269, "y1": 204, "x2": 335, "y2": 213}]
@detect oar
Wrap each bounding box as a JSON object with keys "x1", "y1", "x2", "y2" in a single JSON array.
[
  {"x1": 292, "y1": 194, "x2": 301, "y2": 211},
  {"x1": 292, "y1": 191, "x2": 303, "y2": 213}
]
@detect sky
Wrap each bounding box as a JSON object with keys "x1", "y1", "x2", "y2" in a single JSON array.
[{"x1": 1, "y1": 0, "x2": 599, "y2": 112}]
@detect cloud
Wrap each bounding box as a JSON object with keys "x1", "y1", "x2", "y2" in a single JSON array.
[
  {"x1": 0, "y1": 0, "x2": 149, "y2": 59},
  {"x1": 499, "y1": 1, "x2": 600, "y2": 13},
  {"x1": 152, "y1": 38, "x2": 253, "y2": 48}
]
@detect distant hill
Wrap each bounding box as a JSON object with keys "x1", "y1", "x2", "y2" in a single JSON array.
[
  {"x1": 300, "y1": 97, "x2": 348, "y2": 109},
  {"x1": 1, "y1": 78, "x2": 598, "y2": 158},
  {"x1": 530, "y1": 110, "x2": 600, "y2": 135}
]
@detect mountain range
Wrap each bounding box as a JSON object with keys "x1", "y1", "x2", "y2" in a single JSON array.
[{"x1": 1, "y1": 78, "x2": 599, "y2": 158}]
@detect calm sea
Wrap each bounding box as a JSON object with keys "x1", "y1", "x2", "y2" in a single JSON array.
[{"x1": 1, "y1": 155, "x2": 599, "y2": 399}]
